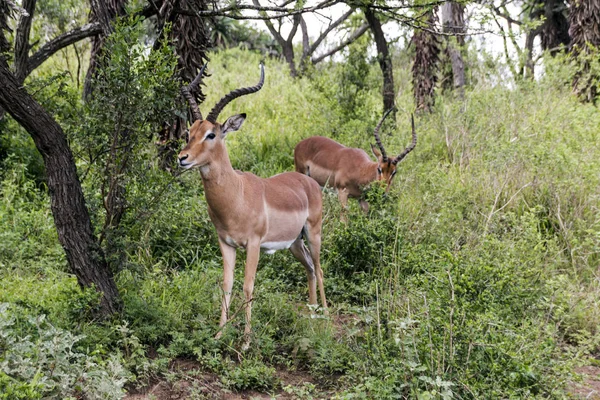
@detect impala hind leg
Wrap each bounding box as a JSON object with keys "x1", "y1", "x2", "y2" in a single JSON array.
[
  {"x1": 289, "y1": 238, "x2": 318, "y2": 306},
  {"x1": 216, "y1": 239, "x2": 236, "y2": 339},
  {"x1": 304, "y1": 223, "x2": 328, "y2": 312},
  {"x1": 242, "y1": 242, "x2": 261, "y2": 350},
  {"x1": 338, "y1": 188, "x2": 349, "y2": 222}
]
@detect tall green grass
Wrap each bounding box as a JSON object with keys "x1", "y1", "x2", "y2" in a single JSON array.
[{"x1": 1, "y1": 45, "x2": 599, "y2": 398}]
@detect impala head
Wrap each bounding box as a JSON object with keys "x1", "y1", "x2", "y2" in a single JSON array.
[
  {"x1": 370, "y1": 110, "x2": 417, "y2": 193},
  {"x1": 178, "y1": 63, "x2": 265, "y2": 169},
  {"x1": 178, "y1": 116, "x2": 247, "y2": 169}
]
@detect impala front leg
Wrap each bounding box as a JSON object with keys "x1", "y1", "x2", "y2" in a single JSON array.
[
  {"x1": 338, "y1": 188, "x2": 349, "y2": 222},
  {"x1": 359, "y1": 199, "x2": 370, "y2": 214},
  {"x1": 216, "y1": 238, "x2": 236, "y2": 339},
  {"x1": 242, "y1": 241, "x2": 261, "y2": 350}
]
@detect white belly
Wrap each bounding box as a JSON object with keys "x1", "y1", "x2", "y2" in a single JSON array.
[{"x1": 261, "y1": 240, "x2": 295, "y2": 254}]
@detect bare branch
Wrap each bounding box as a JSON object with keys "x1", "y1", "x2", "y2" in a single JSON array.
[
  {"x1": 308, "y1": 7, "x2": 354, "y2": 56},
  {"x1": 14, "y1": 0, "x2": 36, "y2": 82},
  {"x1": 5, "y1": 0, "x2": 28, "y2": 16},
  {"x1": 287, "y1": 14, "x2": 301, "y2": 44},
  {"x1": 25, "y1": 5, "x2": 155, "y2": 77},
  {"x1": 27, "y1": 23, "x2": 103, "y2": 75},
  {"x1": 177, "y1": 0, "x2": 339, "y2": 20},
  {"x1": 312, "y1": 23, "x2": 368, "y2": 64},
  {"x1": 300, "y1": 16, "x2": 310, "y2": 57},
  {"x1": 252, "y1": 0, "x2": 286, "y2": 44}
]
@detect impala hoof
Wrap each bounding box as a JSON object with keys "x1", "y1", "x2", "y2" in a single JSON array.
[{"x1": 241, "y1": 340, "x2": 251, "y2": 351}]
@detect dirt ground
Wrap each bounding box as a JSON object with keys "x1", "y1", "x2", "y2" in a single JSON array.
[
  {"x1": 124, "y1": 359, "x2": 324, "y2": 400},
  {"x1": 568, "y1": 366, "x2": 600, "y2": 399}
]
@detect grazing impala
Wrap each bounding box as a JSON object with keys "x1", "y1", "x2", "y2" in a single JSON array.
[
  {"x1": 294, "y1": 109, "x2": 417, "y2": 215},
  {"x1": 178, "y1": 64, "x2": 327, "y2": 349}
]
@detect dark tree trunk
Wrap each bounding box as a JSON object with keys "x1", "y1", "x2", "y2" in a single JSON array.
[
  {"x1": 0, "y1": 0, "x2": 10, "y2": 54},
  {"x1": 365, "y1": 7, "x2": 395, "y2": 117},
  {"x1": 253, "y1": 0, "x2": 299, "y2": 77},
  {"x1": 0, "y1": 59, "x2": 121, "y2": 316},
  {"x1": 412, "y1": 9, "x2": 440, "y2": 113},
  {"x1": 83, "y1": 0, "x2": 126, "y2": 99},
  {"x1": 13, "y1": 0, "x2": 36, "y2": 82},
  {"x1": 154, "y1": 0, "x2": 211, "y2": 171},
  {"x1": 569, "y1": 0, "x2": 600, "y2": 103},
  {"x1": 541, "y1": 0, "x2": 570, "y2": 53},
  {"x1": 441, "y1": 1, "x2": 465, "y2": 98}
]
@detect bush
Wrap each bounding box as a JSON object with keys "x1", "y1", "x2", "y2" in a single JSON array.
[{"x1": 0, "y1": 303, "x2": 129, "y2": 399}]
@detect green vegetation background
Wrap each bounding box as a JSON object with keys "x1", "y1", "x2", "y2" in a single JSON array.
[{"x1": 1, "y1": 23, "x2": 600, "y2": 398}]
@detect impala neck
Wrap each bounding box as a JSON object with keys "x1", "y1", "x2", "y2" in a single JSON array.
[
  {"x1": 359, "y1": 160, "x2": 379, "y2": 186},
  {"x1": 198, "y1": 144, "x2": 243, "y2": 212}
]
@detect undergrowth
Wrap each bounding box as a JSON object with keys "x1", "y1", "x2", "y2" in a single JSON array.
[{"x1": 1, "y1": 40, "x2": 599, "y2": 399}]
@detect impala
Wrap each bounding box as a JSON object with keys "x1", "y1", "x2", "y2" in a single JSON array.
[
  {"x1": 294, "y1": 109, "x2": 417, "y2": 215},
  {"x1": 178, "y1": 64, "x2": 327, "y2": 349}
]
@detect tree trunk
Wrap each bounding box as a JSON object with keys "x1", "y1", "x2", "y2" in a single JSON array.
[
  {"x1": 253, "y1": 0, "x2": 299, "y2": 77},
  {"x1": 0, "y1": 59, "x2": 121, "y2": 316},
  {"x1": 541, "y1": 0, "x2": 570, "y2": 54},
  {"x1": 569, "y1": 0, "x2": 600, "y2": 103},
  {"x1": 441, "y1": 1, "x2": 465, "y2": 98},
  {"x1": 83, "y1": 0, "x2": 126, "y2": 99},
  {"x1": 153, "y1": 0, "x2": 211, "y2": 171},
  {"x1": 365, "y1": 7, "x2": 395, "y2": 116},
  {"x1": 412, "y1": 9, "x2": 440, "y2": 113}
]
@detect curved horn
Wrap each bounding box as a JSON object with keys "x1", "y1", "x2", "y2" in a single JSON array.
[
  {"x1": 373, "y1": 107, "x2": 395, "y2": 162},
  {"x1": 182, "y1": 63, "x2": 208, "y2": 122},
  {"x1": 206, "y1": 63, "x2": 265, "y2": 124},
  {"x1": 392, "y1": 114, "x2": 417, "y2": 165}
]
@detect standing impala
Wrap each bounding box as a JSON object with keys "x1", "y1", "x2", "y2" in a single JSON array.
[
  {"x1": 178, "y1": 64, "x2": 327, "y2": 349},
  {"x1": 294, "y1": 109, "x2": 417, "y2": 215}
]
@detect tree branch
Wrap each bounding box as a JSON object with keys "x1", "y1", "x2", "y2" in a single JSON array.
[
  {"x1": 311, "y1": 23, "x2": 369, "y2": 64},
  {"x1": 27, "y1": 23, "x2": 103, "y2": 75},
  {"x1": 252, "y1": 0, "x2": 286, "y2": 45},
  {"x1": 300, "y1": 15, "x2": 310, "y2": 58},
  {"x1": 14, "y1": 0, "x2": 36, "y2": 82},
  {"x1": 309, "y1": 7, "x2": 354, "y2": 55},
  {"x1": 178, "y1": 0, "x2": 339, "y2": 20},
  {"x1": 25, "y1": 5, "x2": 156, "y2": 77},
  {"x1": 287, "y1": 14, "x2": 301, "y2": 45}
]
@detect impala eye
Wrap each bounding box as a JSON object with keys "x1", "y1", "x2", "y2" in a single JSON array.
[{"x1": 205, "y1": 133, "x2": 216, "y2": 140}]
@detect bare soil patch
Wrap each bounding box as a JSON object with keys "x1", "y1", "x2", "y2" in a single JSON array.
[
  {"x1": 124, "y1": 358, "x2": 324, "y2": 400},
  {"x1": 568, "y1": 366, "x2": 600, "y2": 399}
]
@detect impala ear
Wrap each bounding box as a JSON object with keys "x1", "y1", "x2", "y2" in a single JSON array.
[
  {"x1": 221, "y1": 113, "x2": 246, "y2": 138},
  {"x1": 371, "y1": 143, "x2": 382, "y2": 159}
]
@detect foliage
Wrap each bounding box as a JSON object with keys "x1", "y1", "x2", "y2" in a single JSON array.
[
  {"x1": 0, "y1": 303, "x2": 129, "y2": 400},
  {"x1": 74, "y1": 17, "x2": 180, "y2": 269},
  {"x1": 1, "y1": 41, "x2": 600, "y2": 399}
]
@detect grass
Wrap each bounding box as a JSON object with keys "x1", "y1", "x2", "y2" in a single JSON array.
[{"x1": 1, "y1": 45, "x2": 599, "y2": 399}]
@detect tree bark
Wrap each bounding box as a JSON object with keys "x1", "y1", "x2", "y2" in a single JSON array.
[
  {"x1": 365, "y1": 7, "x2": 395, "y2": 116},
  {"x1": 441, "y1": 1, "x2": 465, "y2": 98},
  {"x1": 569, "y1": 0, "x2": 600, "y2": 102},
  {"x1": 0, "y1": 58, "x2": 121, "y2": 316},
  {"x1": 541, "y1": 0, "x2": 570, "y2": 54},
  {"x1": 13, "y1": 0, "x2": 36, "y2": 82},
  {"x1": 411, "y1": 9, "x2": 440, "y2": 113}
]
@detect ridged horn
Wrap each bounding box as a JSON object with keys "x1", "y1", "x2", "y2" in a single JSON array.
[
  {"x1": 206, "y1": 63, "x2": 265, "y2": 124},
  {"x1": 392, "y1": 114, "x2": 417, "y2": 165},
  {"x1": 181, "y1": 63, "x2": 208, "y2": 122},
  {"x1": 373, "y1": 107, "x2": 395, "y2": 162}
]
